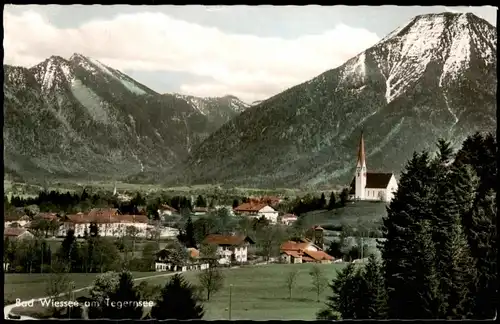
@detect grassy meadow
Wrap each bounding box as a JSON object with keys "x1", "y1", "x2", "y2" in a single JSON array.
[
  {"x1": 301, "y1": 201, "x2": 387, "y2": 230},
  {"x1": 148, "y1": 263, "x2": 348, "y2": 320},
  {"x1": 6, "y1": 263, "x2": 349, "y2": 320},
  {"x1": 3, "y1": 272, "x2": 156, "y2": 303}
]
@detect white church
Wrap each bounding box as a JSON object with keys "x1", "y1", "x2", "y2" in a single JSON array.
[{"x1": 348, "y1": 132, "x2": 398, "y2": 202}]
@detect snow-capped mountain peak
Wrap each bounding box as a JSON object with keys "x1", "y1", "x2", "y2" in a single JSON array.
[
  {"x1": 337, "y1": 12, "x2": 497, "y2": 104},
  {"x1": 31, "y1": 56, "x2": 74, "y2": 92}
]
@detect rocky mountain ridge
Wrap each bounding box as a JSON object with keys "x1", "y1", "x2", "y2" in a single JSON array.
[
  {"x1": 3, "y1": 53, "x2": 250, "y2": 183},
  {"x1": 164, "y1": 12, "x2": 497, "y2": 188}
]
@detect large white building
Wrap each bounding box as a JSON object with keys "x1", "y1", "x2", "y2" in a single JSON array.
[
  {"x1": 58, "y1": 208, "x2": 150, "y2": 237},
  {"x1": 349, "y1": 132, "x2": 398, "y2": 203}
]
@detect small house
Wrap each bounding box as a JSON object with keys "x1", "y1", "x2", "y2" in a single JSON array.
[
  {"x1": 158, "y1": 204, "x2": 178, "y2": 217},
  {"x1": 203, "y1": 234, "x2": 255, "y2": 264},
  {"x1": 280, "y1": 240, "x2": 334, "y2": 264},
  {"x1": 234, "y1": 203, "x2": 279, "y2": 223},
  {"x1": 4, "y1": 228, "x2": 35, "y2": 240},
  {"x1": 280, "y1": 213, "x2": 298, "y2": 225},
  {"x1": 193, "y1": 207, "x2": 209, "y2": 216}
]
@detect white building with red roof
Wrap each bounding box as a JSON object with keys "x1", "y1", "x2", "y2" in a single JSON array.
[
  {"x1": 203, "y1": 234, "x2": 255, "y2": 264},
  {"x1": 280, "y1": 213, "x2": 298, "y2": 225},
  {"x1": 58, "y1": 208, "x2": 150, "y2": 237},
  {"x1": 233, "y1": 203, "x2": 279, "y2": 223},
  {"x1": 280, "y1": 239, "x2": 334, "y2": 264}
]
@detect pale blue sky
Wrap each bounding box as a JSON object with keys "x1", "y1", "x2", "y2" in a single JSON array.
[{"x1": 4, "y1": 5, "x2": 497, "y2": 102}]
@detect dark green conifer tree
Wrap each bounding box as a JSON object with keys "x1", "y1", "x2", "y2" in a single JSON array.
[{"x1": 151, "y1": 274, "x2": 204, "y2": 320}]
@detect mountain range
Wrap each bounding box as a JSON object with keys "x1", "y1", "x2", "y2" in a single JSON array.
[
  {"x1": 162, "y1": 12, "x2": 497, "y2": 188},
  {"x1": 3, "y1": 54, "x2": 250, "y2": 183},
  {"x1": 3, "y1": 12, "x2": 497, "y2": 189}
]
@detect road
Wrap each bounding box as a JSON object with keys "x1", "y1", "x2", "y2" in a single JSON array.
[{"x1": 4, "y1": 271, "x2": 183, "y2": 320}]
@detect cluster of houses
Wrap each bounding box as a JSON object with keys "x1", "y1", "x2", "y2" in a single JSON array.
[
  {"x1": 3, "y1": 198, "x2": 298, "y2": 241},
  {"x1": 3, "y1": 208, "x2": 181, "y2": 240},
  {"x1": 154, "y1": 226, "x2": 335, "y2": 272}
]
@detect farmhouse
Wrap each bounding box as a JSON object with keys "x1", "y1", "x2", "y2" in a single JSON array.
[
  {"x1": 203, "y1": 234, "x2": 255, "y2": 264},
  {"x1": 193, "y1": 207, "x2": 210, "y2": 216},
  {"x1": 280, "y1": 213, "x2": 298, "y2": 225},
  {"x1": 4, "y1": 227, "x2": 35, "y2": 240},
  {"x1": 234, "y1": 203, "x2": 279, "y2": 223},
  {"x1": 280, "y1": 239, "x2": 334, "y2": 264},
  {"x1": 155, "y1": 247, "x2": 209, "y2": 272},
  {"x1": 4, "y1": 215, "x2": 30, "y2": 228},
  {"x1": 158, "y1": 204, "x2": 178, "y2": 217},
  {"x1": 157, "y1": 226, "x2": 180, "y2": 238},
  {"x1": 349, "y1": 132, "x2": 398, "y2": 202}
]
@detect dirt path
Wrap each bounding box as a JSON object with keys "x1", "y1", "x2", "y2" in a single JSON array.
[{"x1": 4, "y1": 271, "x2": 182, "y2": 320}]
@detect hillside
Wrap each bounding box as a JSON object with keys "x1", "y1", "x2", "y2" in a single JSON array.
[
  {"x1": 169, "y1": 12, "x2": 497, "y2": 188},
  {"x1": 3, "y1": 54, "x2": 250, "y2": 183}
]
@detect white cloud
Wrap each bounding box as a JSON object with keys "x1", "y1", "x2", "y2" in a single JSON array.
[{"x1": 3, "y1": 10, "x2": 380, "y2": 102}]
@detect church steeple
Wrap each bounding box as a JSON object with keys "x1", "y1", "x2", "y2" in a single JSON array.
[
  {"x1": 356, "y1": 131, "x2": 366, "y2": 167},
  {"x1": 354, "y1": 131, "x2": 367, "y2": 200}
]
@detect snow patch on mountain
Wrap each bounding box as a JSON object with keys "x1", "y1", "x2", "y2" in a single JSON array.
[
  {"x1": 70, "y1": 79, "x2": 111, "y2": 124},
  {"x1": 87, "y1": 57, "x2": 115, "y2": 77},
  {"x1": 34, "y1": 58, "x2": 58, "y2": 92},
  {"x1": 440, "y1": 18, "x2": 472, "y2": 86},
  {"x1": 112, "y1": 70, "x2": 147, "y2": 95}
]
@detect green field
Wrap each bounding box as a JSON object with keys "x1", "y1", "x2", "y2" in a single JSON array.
[
  {"x1": 301, "y1": 201, "x2": 387, "y2": 230},
  {"x1": 7, "y1": 263, "x2": 348, "y2": 320},
  {"x1": 148, "y1": 263, "x2": 348, "y2": 320},
  {"x1": 4, "y1": 272, "x2": 155, "y2": 303}
]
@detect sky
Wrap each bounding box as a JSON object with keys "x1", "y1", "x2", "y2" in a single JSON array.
[{"x1": 4, "y1": 5, "x2": 497, "y2": 103}]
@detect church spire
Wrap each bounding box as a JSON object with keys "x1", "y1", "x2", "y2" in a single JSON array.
[{"x1": 357, "y1": 131, "x2": 366, "y2": 167}]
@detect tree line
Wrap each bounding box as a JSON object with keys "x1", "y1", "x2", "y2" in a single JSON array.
[
  {"x1": 4, "y1": 224, "x2": 159, "y2": 273},
  {"x1": 319, "y1": 133, "x2": 497, "y2": 320},
  {"x1": 4, "y1": 190, "x2": 252, "y2": 219}
]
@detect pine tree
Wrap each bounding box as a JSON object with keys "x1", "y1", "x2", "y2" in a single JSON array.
[
  {"x1": 401, "y1": 220, "x2": 440, "y2": 319},
  {"x1": 185, "y1": 216, "x2": 197, "y2": 248},
  {"x1": 453, "y1": 133, "x2": 497, "y2": 319},
  {"x1": 319, "y1": 193, "x2": 327, "y2": 209},
  {"x1": 102, "y1": 271, "x2": 143, "y2": 319},
  {"x1": 360, "y1": 254, "x2": 388, "y2": 319},
  {"x1": 327, "y1": 192, "x2": 336, "y2": 210},
  {"x1": 151, "y1": 274, "x2": 204, "y2": 320},
  {"x1": 195, "y1": 195, "x2": 206, "y2": 208},
  {"x1": 466, "y1": 188, "x2": 497, "y2": 319},
  {"x1": 434, "y1": 163, "x2": 478, "y2": 318},
  {"x1": 441, "y1": 218, "x2": 476, "y2": 319},
  {"x1": 321, "y1": 263, "x2": 358, "y2": 319},
  {"x1": 380, "y1": 151, "x2": 438, "y2": 319},
  {"x1": 339, "y1": 188, "x2": 349, "y2": 207}
]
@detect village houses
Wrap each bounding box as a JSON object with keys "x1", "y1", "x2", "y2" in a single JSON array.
[
  {"x1": 233, "y1": 202, "x2": 279, "y2": 223},
  {"x1": 280, "y1": 238, "x2": 334, "y2": 264}
]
